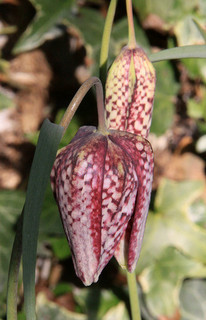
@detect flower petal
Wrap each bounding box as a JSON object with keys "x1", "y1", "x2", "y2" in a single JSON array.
[
  {"x1": 105, "y1": 47, "x2": 132, "y2": 132},
  {"x1": 51, "y1": 128, "x2": 106, "y2": 285},
  {"x1": 109, "y1": 131, "x2": 154, "y2": 271},
  {"x1": 94, "y1": 138, "x2": 138, "y2": 281},
  {"x1": 127, "y1": 48, "x2": 156, "y2": 138}
]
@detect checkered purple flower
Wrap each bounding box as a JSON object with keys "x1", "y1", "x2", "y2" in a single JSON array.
[{"x1": 51, "y1": 126, "x2": 153, "y2": 285}]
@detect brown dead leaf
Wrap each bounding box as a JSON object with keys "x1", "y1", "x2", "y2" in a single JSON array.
[{"x1": 9, "y1": 49, "x2": 52, "y2": 132}]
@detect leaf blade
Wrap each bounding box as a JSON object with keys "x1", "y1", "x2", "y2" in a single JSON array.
[
  {"x1": 150, "y1": 45, "x2": 206, "y2": 62},
  {"x1": 22, "y1": 119, "x2": 63, "y2": 320}
]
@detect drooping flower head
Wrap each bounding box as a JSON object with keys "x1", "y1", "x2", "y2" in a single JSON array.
[{"x1": 51, "y1": 126, "x2": 153, "y2": 285}]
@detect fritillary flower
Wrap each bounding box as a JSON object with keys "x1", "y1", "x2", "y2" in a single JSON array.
[{"x1": 51, "y1": 126, "x2": 153, "y2": 285}]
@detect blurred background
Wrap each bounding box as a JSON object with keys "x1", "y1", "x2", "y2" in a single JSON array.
[{"x1": 0, "y1": 0, "x2": 206, "y2": 319}]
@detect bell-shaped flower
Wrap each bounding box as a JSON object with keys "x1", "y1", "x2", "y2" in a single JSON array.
[
  {"x1": 51, "y1": 126, "x2": 153, "y2": 286},
  {"x1": 105, "y1": 45, "x2": 156, "y2": 138}
]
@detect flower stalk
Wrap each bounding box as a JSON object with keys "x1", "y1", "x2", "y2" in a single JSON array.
[
  {"x1": 99, "y1": 0, "x2": 118, "y2": 87},
  {"x1": 60, "y1": 77, "x2": 106, "y2": 134},
  {"x1": 127, "y1": 271, "x2": 141, "y2": 320},
  {"x1": 126, "y1": 0, "x2": 136, "y2": 49}
]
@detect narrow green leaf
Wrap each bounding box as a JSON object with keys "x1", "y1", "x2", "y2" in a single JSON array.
[
  {"x1": 7, "y1": 211, "x2": 23, "y2": 320},
  {"x1": 23, "y1": 119, "x2": 63, "y2": 320},
  {"x1": 150, "y1": 45, "x2": 206, "y2": 62},
  {"x1": 1, "y1": 190, "x2": 25, "y2": 319}
]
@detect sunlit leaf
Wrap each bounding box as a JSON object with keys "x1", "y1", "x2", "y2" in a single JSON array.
[
  {"x1": 136, "y1": 179, "x2": 206, "y2": 317},
  {"x1": 155, "y1": 179, "x2": 204, "y2": 213},
  {"x1": 139, "y1": 247, "x2": 206, "y2": 317},
  {"x1": 192, "y1": 19, "x2": 206, "y2": 42},
  {"x1": 174, "y1": 17, "x2": 206, "y2": 82},
  {"x1": 133, "y1": 0, "x2": 204, "y2": 29},
  {"x1": 187, "y1": 199, "x2": 206, "y2": 228},
  {"x1": 137, "y1": 179, "x2": 206, "y2": 272},
  {"x1": 175, "y1": 16, "x2": 206, "y2": 47},
  {"x1": 179, "y1": 279, "x2": 206, "y2": 320}
]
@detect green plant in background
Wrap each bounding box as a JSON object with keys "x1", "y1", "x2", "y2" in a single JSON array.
[
  {"x1": 137, "y1": 179, "x2": 206, "y2": 317},
  {"x1": 0, "y1": 0, "x2": 206, "y2": 319}
]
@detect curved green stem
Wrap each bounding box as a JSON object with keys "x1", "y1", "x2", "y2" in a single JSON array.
[
  {"x1": 7, "y1": 210, "x2": 24, "y2": 320},
  {"x1": 126, "y1": 0, "x2": 137, "y2": 49},
  {"x1": 126, "y1": 271, "x2": 142, "y2": 320},
  {"x1": 99, "y1": 0, "x2": 118, "y2": 87},
  {"x1": 60, "y1": 77, "x2": 106, "y2": 134}
]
